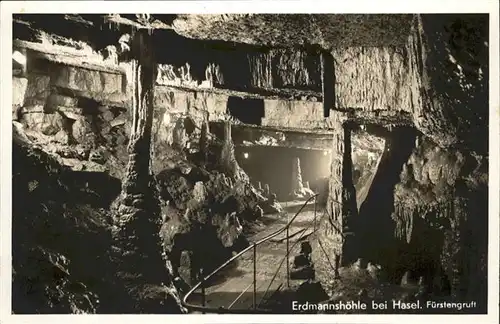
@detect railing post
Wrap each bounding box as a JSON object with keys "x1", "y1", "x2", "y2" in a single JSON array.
[
  {"x1": 313, "y1": 196, "x2": 317, "y2": 231},
  {"x1": 200, "y1": 267, "x2": 206, "y2": 313},
  {"x1": 286, "y1": 225, "x2": 290, "y2": 288},
  {"x1": 253, "y1": 243, "x2": 257, "y2": 309}
]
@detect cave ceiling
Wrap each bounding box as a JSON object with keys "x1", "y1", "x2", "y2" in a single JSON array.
[
  {"x1": 170, "y1": 14, "x2": 416, "y2": 48},
  {"x1": 14, "y1": 14, "x2": 416, "y2": 50}
]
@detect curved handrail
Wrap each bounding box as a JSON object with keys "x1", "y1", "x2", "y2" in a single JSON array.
[{"x1": 182, "y1": 194, "x2": 319, "y2": 313}]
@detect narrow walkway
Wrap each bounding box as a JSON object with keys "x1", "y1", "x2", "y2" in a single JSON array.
[{"x1": 200, "y1": 200, "x2": 318, "y2": 310}]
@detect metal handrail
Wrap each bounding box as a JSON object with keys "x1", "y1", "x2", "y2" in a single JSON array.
[
  {"x1": 257, "y1": 205, "x2": 330, "y2": 308},
  {"x1": 182, "y1": 194, "x2": 319, "y2": 314}
]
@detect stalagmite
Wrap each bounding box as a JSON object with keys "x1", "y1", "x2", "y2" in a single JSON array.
[
  {"x1": 264, "y1": 183, "x2": 270, "y2": 197},
  {"x1": 172, "y1": 118, "x2": 188, "y2": 150},
  {"x1": 111, "y1": 29, "x2": 184, "y2": 313},
  {"x1": 199, "y1": 119, "x2": 209, "y2": 163},
  {"x1": 220, "y1": 121, "x2": 241, "y2": 180},
  {"x1": 303, "y1": 180, "x2": 315, "y2": 197},
  {"x1": 401, "y1": 271, "x2": 412, "y2": 286},
  {"x1": 290, "y1": 157, "x2": 305, "y2": 198}
]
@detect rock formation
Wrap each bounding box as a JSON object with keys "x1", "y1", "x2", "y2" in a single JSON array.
[
  {"x1": 220, "y1": 121, "x2": 249, "y2": 182},
  {"x1": 110, "y1": 30, "x2": 185, "y2": 313},
  {"x1": 158, "y1": 167, "x2": 259, "y2": 279},
  {"x1": 290, "y1": 157, "x2": 305, "y2": 196},
  {"x1": 289, "y1": 157, "x2": 316, "y2": 200},
  {"x1": 263, "y1": 183, "x2": 270, "y2": 197}
]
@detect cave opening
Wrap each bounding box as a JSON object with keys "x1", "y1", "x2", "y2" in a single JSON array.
[
  {"x1": 350, "y1": 125, "x2": 419, "y2": 281},
  {"x1": 234, "y1": 145, "x2": 331, "y2": 202},
  {"x1": 350, "y1": 125, "x2": 387, "y2": 210}
]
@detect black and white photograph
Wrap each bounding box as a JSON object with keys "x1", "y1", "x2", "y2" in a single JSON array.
[{"x1": 1, "y1": 1, "x2": 499, "y2": 322}]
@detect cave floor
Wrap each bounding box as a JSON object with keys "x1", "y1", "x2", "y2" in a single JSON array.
[{"x1": 200, "y1": 200, "x2": 319, "y2": 311}]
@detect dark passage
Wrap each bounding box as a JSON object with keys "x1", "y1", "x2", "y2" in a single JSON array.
[
  {"x1": 227, "y1": 97, "x2": 265, "y2": 126},
  {"x1": 355, "y1": 127, "x2": 417, "y2": 276}
]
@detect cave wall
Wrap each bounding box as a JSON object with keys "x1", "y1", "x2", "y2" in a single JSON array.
[
  {"x1": 391, "y1": 137, "x2": 488, "y2": 305},
  {"x1": 13, "y1": 26, "x2": 431, "y2": 142},
  {"x1": 333, "y1": 47, "x2": 418, "y2": 113},
  {"x1": 11, "y1": 57, "x2": 131, "y2": 177},
  {"x1": 261, "y1": 99, "x2": 324, "y2": 128},
  {"x1": 155, "y1": 14, "x2": 489, "y2": 154},
  {"x1": 311, "y1": 113, "x2": 358, "y2": 274},
  {"x1": 12, "y1": 47, "x2": 333, "y2": 177},
  {"x1": 412, "y1": 14, "x2": 488, "y2": 153},
  {"x1": 156, "y1": 40, "x2": 322, "y2": 93},
  {"x1": 313, "y1": 14, "x2": 488, "y2": 295},
  {"x1": 371, "y1": 14, "x2": 489, "y2": 304},
  {"x1": 155, "y1": 44, "x2": 420, "y2": 116}
]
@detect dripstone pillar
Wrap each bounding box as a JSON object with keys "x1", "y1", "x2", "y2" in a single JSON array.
[
  {"x1": 312, "y1": 114, "x2": 358, "y2": 279},
  {"x1": 111, "y1": 28, "x2": 184, "y2": 313}
]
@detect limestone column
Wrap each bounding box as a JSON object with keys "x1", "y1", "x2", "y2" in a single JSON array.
[
  {"x1": 112, "y1": 28, "x2": 184, "y2": 313},
  {"x1": 313, "y1": 114, "x2": 358, "y2": 273}
]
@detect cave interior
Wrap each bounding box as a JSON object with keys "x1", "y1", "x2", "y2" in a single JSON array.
[{"x1": 10, "y1": 13, "x2": 489, "y2": 314}]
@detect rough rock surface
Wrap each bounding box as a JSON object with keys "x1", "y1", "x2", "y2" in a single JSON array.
[
  {"x1": 157, "y1": 153, "x2": 262, "y2": 279},
  {"x1": 172, "y1": 14, "x2": 414, "y2": 48},
  {"x1": 391, "y1": 138, "x2": 487, "y2": 305},
  {"x1": 13, "y1": 134, "x2": 126, "y2": 314},
  {"x1": 412, "y1": 15, "x2": 488, "y2": 152}
]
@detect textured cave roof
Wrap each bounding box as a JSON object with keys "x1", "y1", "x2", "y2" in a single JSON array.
[
  {"x1": 14, "y1": 14, "x2": 417, "y2": 49},
  {"x1": 171, "y1": 14, "x2": 416, "y2": 48}
]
